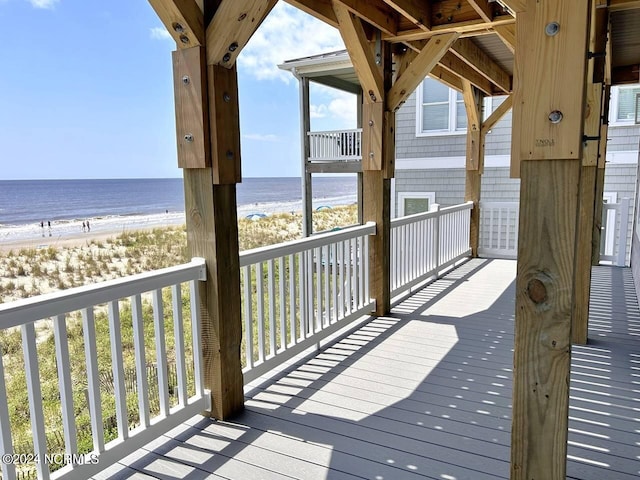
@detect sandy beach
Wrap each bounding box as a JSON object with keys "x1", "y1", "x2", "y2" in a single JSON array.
[{"x1": 0, "y1": 212, "x2": 186, "y2": 252}]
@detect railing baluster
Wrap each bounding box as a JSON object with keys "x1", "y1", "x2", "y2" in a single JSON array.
[
  {"x1": 268, "y1": 259, "x2": 276, "y2": 357},
  {"x1": 307, "y1": 249, "x2": 315, "y2": 334},
  {"x1": 279, "y1": 257, "x2": 286, "y2": 352},
  {"x1": 323, "y1": 245, "x2": 330, "y2": 326},
  {"x1": 189, "y1": 279, "x2": 204, "y2": 398},
  {"x1": 346, "y1": 240, "x2": 352, "y2": 315},
  {"x1": 315, "y1": 247, "x2": 322, "y2": 331},
  {"x1": 0, "y1": 353, "x2": 16, "y2": 480},
  {"x1": 331, "y1": 243, "x2": 338, "y2": 323},
  {"x1": 53, "y1": 314, "x2": 78, "y2": 455},
  {"x1": 288, "y1": 254, "x2": 296, "y2": 345},
  {"x1": 131, "y1": 295, "x2": 150, "y2": 428},
  {"x1": 82, "y1": 307, "x2": 105, "y2": 453},
  {"x1": 358, "y1": 236, "x2": 364, "y2": 309},
  {"x1": 22, "y1": 322, "x2": 49, "y2": 480},
  {"x1": 170, "y1": 285, "x2": 188, "y2": 407},
  {"x1": 256, "y1": 263, "x2": 265, "y2": 361},
  {"x1": 152, "y1": 289, "x2": 170, "y2": 418},
  {"x1": 242, "y1": 266, "x2": 254, "y2": 368},
  {"x1": 351, "y1": 238, "x2": 358, "y2": 309},
  {"x1": 298, "y1": 252, "x2": 307, "y2": 340}
]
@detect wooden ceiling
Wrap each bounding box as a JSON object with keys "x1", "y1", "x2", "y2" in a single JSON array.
[{"x1": 285, "y1": 0, "x2": 640, "y2": 95}]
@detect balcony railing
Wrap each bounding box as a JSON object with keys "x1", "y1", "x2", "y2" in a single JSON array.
[
  {"x1": 0, "y1": 202, "x2": 474, "y2": 479},
  {"x1": 308, "y1": 129, "x2": 362, "y2": 162},
  {"x1": 0, "y1": 259, "x2": 207, "y2": 480}
]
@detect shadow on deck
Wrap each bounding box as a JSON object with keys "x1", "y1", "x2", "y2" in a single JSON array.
[{"x1": 95, "y1": 259, "x2": 640, "y2": 480}]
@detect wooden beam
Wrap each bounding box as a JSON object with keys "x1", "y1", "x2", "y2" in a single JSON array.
[
  {"x1": 429, "y1": 65, "x2": 464, "y2": 92},
  {"x1": 335, "y1": 0, "x2": 399, "y2": 35},
  {"x1": 482, "y1": 94, "x2": 512, "y2": 133},
  {"x1": 438, "y1": 52, "x2": 494, "y2": 95},
  {"x1": 494, "y1": 23, "x2": 516, "y2": 53},
  {"x1": 383, "y1": 0, "x2": 431, "y2": 30},
  {"x1": 463, "y1": 81, "x2": 484, "y2": 258},
  {"x1": 206, "y1": 0, "x2": 277, "y2": 67},
  {"x1": 512, "y1": 0, "x2": 590, "y2": 162},
  {"x1": 384, "y1": 15, "x2": 515, "y2": 42},
  {"x1": 450, "y1": 38, "x2": 511, "y2": 93},
  {"x1": 334, "y1": 3, "x2": 384, "y2": 103},
  {"x1": 467, "y1": 0, "x2": 493, "y2": 22},
  {"x1": 184, "y1": 171, "x2": 244, "y2": 420},
  {"x1": 284, "y1": 0, "x2": 338, "y2": 27},
  {"x1": 387, "y1": 32, "x2": 460, "y2": 111},
  {"x1": 573, "y1": 83, "x2": 604, "y2": 345},
  {"x1": 147, "y1": 0, "x2": 205, "y2": 48},
  {"x1": 499, "y1": 0, "x2": 526, "y2": 12},
  {"x1": 512, "y1": 159, "x2": 580, "y2": 480},
  {"x1": 612, "y1": 65, "x2": 640, "y2": 85},
  {"x1": 172, "y1": 46, "x2": 210, "y2": 168},
  {"x1": 511, "y1": 1, "x2": 592, "y2": 478},
  {"x1": 609, "y1": 0, "x2": 640, "y2": 11}
]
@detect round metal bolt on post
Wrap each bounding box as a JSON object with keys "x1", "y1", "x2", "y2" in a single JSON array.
[
  {"x1": 184, "y1": 134, "x2": 194, "y2": 142},
  {"x1": 172, "y1": 23, "x2": 185, "y2": 33},
  {"x1": 368, "y1": 120, "x2": 374, "y2": 126},
  {"x1": 548, "y1": 110, "x2": 563, "y2": 124},
  {"x1": 222, "y1": 53, "x2": 231, "y2": 63},
  {"x1": 545, "y1": 22, "x2": 560, "y2": 36},
  {"x1": 229, "y1": 42, "x2": 238, "y2": 52},
  {"x1": 226, "y1": 151, "x2": 234, "y2": 161},
  {"x1": 179, "y1": 35, "x2": 189, "y2": 44},
  {"x1": 223, "y1": 93, "x2": 231, "y2": 103},
  {"x1": 182, "y1": 76, "x2": 190, "y2": 85}
]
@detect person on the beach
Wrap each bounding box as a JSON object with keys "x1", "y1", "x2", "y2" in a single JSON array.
[
  {"x1": 40, "y1": 221, "x2": 44, "y2": 237},
  {"x1": 47, "y1": 221, "x2": 52, "y2": 237},
  {"x1": 86, "y1": 220, "x2": 90, "y2": 232},
  {"x1": 82, "y1": 221, "x2": 86, "y2": 232}
]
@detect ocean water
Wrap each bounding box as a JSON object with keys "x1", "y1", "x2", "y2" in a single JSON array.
[{"x1": 0, "y1": 177, "x2": 358, "y2": 244}]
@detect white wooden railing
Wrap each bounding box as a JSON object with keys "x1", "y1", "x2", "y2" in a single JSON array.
[
  {"x1": 240, "y1": 222, "x2": 375, "y2": 383},
  {"x1": 390, "y1": 202, "x2": 473, "y2": 297},
  {"x1": 600, "y1": 198, "x2": 631, "y2": 266},
  {"x1": 0, "y1": 259, "x2": 207, "y2": 480},
  {"x1": 308, "y1": 129, "x2": 362, "y2": 161},
  {"x1": 478, "y1": 201, "x2": 519, "y2": 259},
  {"x1": 479, "y1": 200, "x2": 632, "y2": 266}
]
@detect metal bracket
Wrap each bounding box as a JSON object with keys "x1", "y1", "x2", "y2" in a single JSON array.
[
  {"x1": 375, "y1": 31, "x2": 382, "y2": 65},
  {"x1": 587, "y1": 51, "x2": 606, "y2": 59},
  {"x1": 582, "y1": 135, "x2": 600, "y2": 142}
]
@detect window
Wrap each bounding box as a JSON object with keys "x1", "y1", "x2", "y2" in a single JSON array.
[
  {"x1": 397, "y1": 192, "x2": 436, "y2": 216},
  {"x1": 416, "y1": 79, "x2": 504, "y2": 136},
  {"x1": 609, "y1": 84, "x2": 640, "y2": 125}
]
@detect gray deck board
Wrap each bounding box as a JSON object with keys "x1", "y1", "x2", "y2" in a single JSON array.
[{"x1": 95, "y1": 259, "x2": 640, "y2": 480}]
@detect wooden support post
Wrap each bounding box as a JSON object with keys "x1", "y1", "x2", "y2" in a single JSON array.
[
  {"x1": 300, "y1": 76, "x2": 313, "y2": 237},
  {"x1": 510, "y1": 0, "x2": 591, "y2": 478},
  {"x1": 462, "y1": 80, "x2": 484, "y2": 258},
  {"x1": 592, "y1": 85, "x2": 611, "y2": 265}
]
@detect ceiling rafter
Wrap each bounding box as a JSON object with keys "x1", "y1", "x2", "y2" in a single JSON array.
[
  {"x1": 383, "y1": 0, "x2": 432, "y2": 31},
  {"x1": 334, "y1": 2, "x2": 384, "y2": 102},
  {"x1": 206, "y1": 0, "x2": 278, "y2": 67},
  {"x1": 498, "y1": 0, "x2": 526, "y2": 13},
  {"x1": 450, "y1": 38, "x2": 511, "y2": 93},
  {"x1": 467, "y1": 0, "x2": 493, "y2": 22},
  {"x1": 284, "y1": 0, "x2": 338, "y2": 27},
  {"x1": 429, "y1": 64, "x2": 465, "y2": 92},
  {"x1": 148, "y1": 0, "x2": 205, "y2": 48},
  {"x1": 384, "y1": 15, "x2": 515, "y2": 42},
  {"x1": 438, "y1": 52, "x2": 494, "y2": 95},
  {"x1": 388, "y1": 32, "x2": 460, "y2": 111},
  {"x1": 334, "y1": 0, "x2": 399, "y2": 36}
]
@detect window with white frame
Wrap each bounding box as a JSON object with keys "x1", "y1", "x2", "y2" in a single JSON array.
[
  {"x1": 609, "y1": 84, "x2": 640, "y2": 125},
  {"x1": 416, "y1": 79, "x2": 505, "y2": 136},
  {"x1": 397, "y1": 192, "x2": 436, "y2": 216}
]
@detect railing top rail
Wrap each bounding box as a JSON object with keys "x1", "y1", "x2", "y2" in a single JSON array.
[
  {"x1": 307, "y1": 128, "x2": 363, "y2": 135},
  {"x1": 240, "y1": 222, "x2": 376, "y2": 267},
  {"x1": 0, "y1": 258, "x2": 207, "y2": 331},
  {"x1": 391, "y1": 201, "x2": 473, "y2": 228}
]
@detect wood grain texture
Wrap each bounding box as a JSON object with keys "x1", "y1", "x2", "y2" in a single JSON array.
[
  {"x1": 465, "y1": 170, "x2": 482, "y2": 258},
  {"x1": 500, "y1": 0, "x2": 526, "y2": 12},
  {"x1": 464, "y1": 82, "x2": 484, "y2": 258},
  {"x1": 363, "y1": 170, "x2": 391, "y2": 315},
  {"x1": 511, "y1": 159, "x2": 581, "y2": 480},
  {"x1": 429, "y1": 64, "x2": 464, "y2": 92},
  {"x1": 583, "y1": 83, "x2": 603, "y2": 167},
  {"x1": 334, "y1": 3, "x2": 384, "y2": 103},
  {"x1": 388, "y1": 32, "x2": 459, "y2": 111},
  {"x1": 384, "y1": 15, "x2": 515, "y2": 43},
  {"x1": 450, "y1": 38, "x2": 511, "y2": 93},
  {"x1": 148, "y1": 0, "x2": 205, "y2": 47},
  {"x1": 208, "y1": 64, "x2": 241, "y2": 184},
  {"x1": 482, "y1": 94, "x2": 512, "y2": 133},
  {"x1": 573, "y1": 165, "x2": 597, "y2": 344},
  {"x1": 283, "y1": 0, "x2": 338, "y2": 27},
  {"x1": 382, "y1": 0, "x2": 431, "y2": 30},
  {"x1": 467, "y1": 0, "x2": 493, "y2": 22},
  {"x1": 513, "y1": 0, "x2": 591, "y2": 161},
  {"x1": 206, "y1": 0, "x2": 277, "y2": 67},
  {"x1": 336, "y1": 0, "x2": 399, "y2": 35},
  {"x1": 439, "y1": 52, "x2": 493, "y2": 95},
  {"x1": 183, "y1": 169, "x2": 244, "y2": 419},
  {"x1": 362, "y1": 102, "x2": 384, "y2": 170},
  {"x1": 172, "y1": 46, "x2": 210, "y2": 169}
]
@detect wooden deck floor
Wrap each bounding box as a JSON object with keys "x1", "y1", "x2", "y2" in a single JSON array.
[{"x1": 95, "y1": 259, "x2": 640, "y2": 480}]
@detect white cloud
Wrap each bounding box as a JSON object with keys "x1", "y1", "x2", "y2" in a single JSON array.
[
  {"x1": 150, "y1": 27, "x2": 172, "y2": 41},
  {"x1": 311, "y1": 89, "x2": 357, "y2": 126},
  {"x1": 243, "y1": 133, "x2": 280, "y2": 142},
  {"x1": 239, "y1": 2, "x2": 344, "y2": 84},
  {"x1": 28, "y1": 0, "x2": 59, "y2": 9}
]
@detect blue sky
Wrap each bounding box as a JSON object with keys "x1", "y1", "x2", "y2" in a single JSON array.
[{"x1": 0, "y1": 0, "x2": 356, "y2": 179}]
